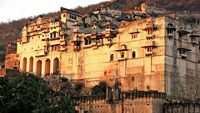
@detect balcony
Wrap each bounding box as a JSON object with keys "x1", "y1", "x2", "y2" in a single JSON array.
[
  {"x1": 42, "y1": 29, "x2": 49, "y2": 33},
  {"x1": 115, "y1": 44, "x2": 128, "y2": 51},
  {"x1": 166, "y1": 25, "x2": 176, "y2": 31},
  {"x1": 118, "y1": 57, "x2": 128, "y2": 61},
  {"x1": 72, "y1": 37, "x2": 82, "y2": 42},
  {"x1": 129, "y1": 28, "x2": 140, "y2": 34},
  {"x1": 166, "y1": 33, "x2": 174, "y2": 39},
  {"x1": 60, "y1": 37, "x2": 66, "y2": 42},
  {"x1": 42, "y1": 38, "x2": 60, "y2": 46},
  {"x1": 145, "y1": 51, "x2": 154, "y2": 56},
  {"x1": 60, "y1": 46, "x2": 67, "y2": 51},
  {"x1": 35, "y1": 49, "x2": 47, "y2": 57},
  {"x1": 104, "y1": 29, "x2": 117, "y2": 38},
  {"x1": 180, "y1": 53, "x2": 187, "y2": 59},
  {"x1": 146, "y1": 34, "x2": 156, "y2": 39},
  {"x1": 191, "y1": 38, "x2": 198, "y2": 45},
  {"x1": 143, "y1": 24, "x2": 158, "y2": 31},
  {"x1": 60, "y1": 40, "x2": 67, "y2": 45},
  {"x1": 177, "y1": 27, "x2": 190, "y2": 34},
  {"x1": 83, "y1": 44, "x2": 92, "y2": 48},
  {"x1": 104, "y1": 41, "x2": 113, "y2": 45},
  {"x1": 84, "y1": 34, "x2": 92, "y2": 38},
  {"x1": 142, "y1": 41, "x2": 157, "y2": 48},
  {"x1": 190, "y1": 32, "x2": 200, "y2": 45},
  {"x1": 177, "y1": 42, "x2": 190, "y2": 51}
]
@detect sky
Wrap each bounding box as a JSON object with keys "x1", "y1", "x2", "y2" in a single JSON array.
[{"x1": 0, "y1": 0, "x2": 108, "y2": 23}]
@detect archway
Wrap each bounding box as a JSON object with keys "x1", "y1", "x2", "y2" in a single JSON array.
[
  {"x1": 29, "y1": 57, "x2": 34, "y2": 72},
  {"x1": 36, "y1": 60, "x2": 42, "y2": 76},
  {"x1": 22, "y1": 57, "x2": 27, "y2": 72},
  {"x1": 53, "y1": 58, "x2": 59, "y2": 74},
  {"x1": 45, "y1": 59, "x2": 50, "y2": 76}
]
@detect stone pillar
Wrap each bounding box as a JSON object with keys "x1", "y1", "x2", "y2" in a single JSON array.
[
  {"x1": 50, "y1": 58, "x2": 54, "y2": 75},
  {"x1": 20, "y1": 57, "x2": 23, "y2": 71},
  {"x1": 41, "y1": 60, "x2": 45, "y2": 77},
  {"x1": 33, "y1": 58, "x2": 37, "y2": 75},
  {"x1": 26, "y1": 57, "x2": 30, "y2": 72}
]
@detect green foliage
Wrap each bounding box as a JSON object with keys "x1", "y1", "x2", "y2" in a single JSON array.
[
  {"x1": 91, "y1": 82, "x2": 107, "y2": 95},
  {"x1": 0, "y1": 44, "x2": 5, "y2": 50},
  {"x1": 74, "y1": 82, "x2": 85, "y2": 95},
  {"x1": 0, "y1": 73, "x2": 75, "y2": 113}
]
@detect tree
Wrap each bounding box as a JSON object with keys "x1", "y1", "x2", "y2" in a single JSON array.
[
  {"x1": 91, "y1": 81, "x2": 107, "y2": 95},
  {"x1": 0, "y1": 73, "x2": 75, "y2": 113}
]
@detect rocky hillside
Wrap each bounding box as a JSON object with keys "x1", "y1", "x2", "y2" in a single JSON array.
[
  {"x1": 108, "y1": 0, "x2": 200, "y2": 11},
  {"x1": 0, "y1": 0, "x2": 199, "y2": 43}
]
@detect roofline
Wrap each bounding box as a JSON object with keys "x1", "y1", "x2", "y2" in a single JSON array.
[{"x1": 60, "y1": 7, "x2": 82, "y2": 17}]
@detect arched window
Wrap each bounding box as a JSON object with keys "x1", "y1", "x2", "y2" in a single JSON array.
[
  {"x1": 110, "y1": 54, "x2": 114, "y2": 61},
  {"x1": 132, "y1": 51, "x2": 136, "y2": 58},
  {"x1": 29, "y1": 57, "x2": 34, "y2": 72},
  {"x1": 22, "y1": 57, "x2": 27, "y2": 72},
  {"x1": 36, "y1": 60, "x2": 42, "y2": 76},
  {"x1": 53, "y1": 58, "x2": 59, "y2": 75},
  {"x1": 166, "y1": 23, "x2": 176, "y2": 34},
  {"x1": 45, "y1": 59, "x2": 50, "y2": 76}
]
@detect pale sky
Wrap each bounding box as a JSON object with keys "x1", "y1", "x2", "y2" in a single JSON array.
[{"x1": 0, "y1": 0, "x2": 108, "y2": 23}]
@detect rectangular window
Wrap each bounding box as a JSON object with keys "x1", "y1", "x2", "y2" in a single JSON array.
[
  {"x1": 179, "y1": 49, "x2": 186, "y2": 55},
  {"x1": 167, "y1": 29, "x2": 173, "y2": 34},
  {"x1": 50, "y1": 32, "x2": 57, "y2": 38},
  {"x1": 84, "y1": 38, "x2": 91, "y2": 45},
  {"x1": 69, "y1": 15, "x2": 77, "y2": 20},
  {"x1": 145, "y1": 47, "x2": 153, "y2": 56},
  {"x1": 179, "y1": 49, "x2": 187, "y2": 59},
  {"x1": 147, "y1": 47, "x2": 153, "y2": 52},
  {"x1": 52, "y1": 45, "x2": 59, "y2": 51},
  {"x1": 132, "y1": 34, "x2": 137, "y2": 38}
]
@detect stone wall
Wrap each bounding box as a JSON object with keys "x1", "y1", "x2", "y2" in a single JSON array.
[
  {"x1": 163, "y1": 99, "x2": 200, "y2": 113},
  {"x1": 74, "y1": 91, "x2": 166, "y2": 113}
]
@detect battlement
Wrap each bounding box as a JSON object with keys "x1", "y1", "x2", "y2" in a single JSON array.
[
  {"x1": 74, "y1": 90, "x2": 166, "y2": 113},
  {"x1": 73, "y1": 90, "x2": 166, "y2": 103}
]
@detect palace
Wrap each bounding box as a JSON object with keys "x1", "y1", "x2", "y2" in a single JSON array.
[{"x1": 17, "y1": 3, "x2": 200, "y2": 96}]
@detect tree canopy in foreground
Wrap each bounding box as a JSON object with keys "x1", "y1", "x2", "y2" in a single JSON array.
[{"x1": 0, "y1": 73, "x2": 75, "y2": 113}]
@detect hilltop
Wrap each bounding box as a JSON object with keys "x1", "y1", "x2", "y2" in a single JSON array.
[
  {"x1": 108, "y1": 0, "x2": 200, "y2": 11},
  {"x1": 0, "y1": 0, "x2": 199, "y2": 43}
]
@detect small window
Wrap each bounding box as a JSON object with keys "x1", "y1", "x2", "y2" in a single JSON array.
[
  {"x1": 132, "y1": 34, "x2": 137, "y2": 38},
  {"x1": 132, "y1": 51, "x2": 136, "y2": 58},
  {"x1": 179, "y1": 49, "x2": 186, "y2": 55},
  {"x1": 69, "y1": 15, "x2": 76, "y2": 20},
  {"x1": 167, "y1": 29, "x2": 174, "y2": 34},
  {"x1": 131, "y1": 77, "x2": 134, "y2": 81},
  {"x1": 84, "y1": 38, "x2": 91, "y2": 45},
  {"x1": 147, "y1": 47, "x2": 152, "y2": 52},
  {"x1": 120, "y1": 52, "x2": 124, "y2": 58},
  {"x1": 147, "y1": 85, "x2": 150, "y2": 90},
  {"x1": 110, "y1": 54, "x2": 114, "y2": 61},
  {"x1": 147, "y1": 29, "x2": 153, "y2": 35},
  {"x1": 50, "y1": 32, "x2": 56, "y2": 38}
]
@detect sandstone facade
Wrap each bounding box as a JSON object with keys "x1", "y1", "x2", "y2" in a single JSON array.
[{"x1": 17, "y1": 5, "x2": 200, "y2": 96}]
